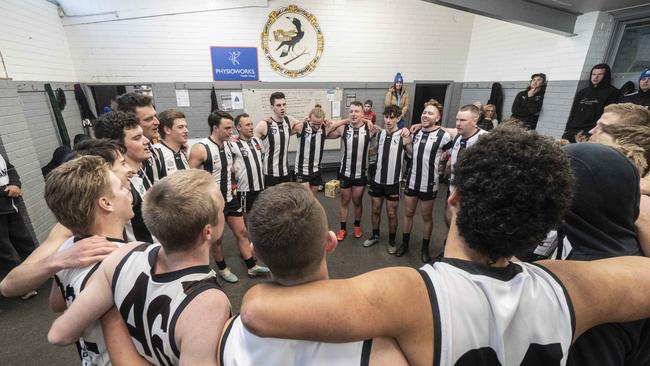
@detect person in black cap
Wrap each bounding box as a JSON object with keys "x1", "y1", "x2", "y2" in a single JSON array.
[
  {"x1": 511, "y1": 73, "x2": 546, "y2": 130},
  {"x1": 554, "y1": 142, "x2": 650, "y2": 366},
  {"x1": 620, "y1": 68, "x2": 650, "y2": 109},
  {"x1": 562, "y1": 63, "x2": 619, "y2": 142}
]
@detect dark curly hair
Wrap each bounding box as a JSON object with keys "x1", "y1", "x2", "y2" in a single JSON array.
[
  {"x1": 454, "y1": 125, "x2": 573, "y2": 261},
  {"x1": 93, "y1": 111, "x2": 140, "y2": 147}
]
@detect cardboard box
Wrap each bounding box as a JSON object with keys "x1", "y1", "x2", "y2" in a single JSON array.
[{"x1": 325, "y1": 180, "x2": 340, "y2": 198}]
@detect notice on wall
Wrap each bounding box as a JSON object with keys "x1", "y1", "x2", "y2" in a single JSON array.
[
  {"x1": 221, "y1": 94, "x2": 232, "y2": 111},
  {"x1": 242, "y1": 88, "x2": 339, "y2": 151},
  {"x1": 231, "y1": 92, "x2": 244, "y2": 109},
  {"x1": 175, "y1": 89, "x2": 190, "y2": 107}
]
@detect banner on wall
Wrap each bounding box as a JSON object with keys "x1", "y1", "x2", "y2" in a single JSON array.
[{"x1": 211, "y1": 46, "x2": 259, "y2": 81}]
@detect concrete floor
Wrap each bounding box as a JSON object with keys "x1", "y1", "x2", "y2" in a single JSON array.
[{"x1": 0, "y1": 181, "x2": 450, "y2": 365}]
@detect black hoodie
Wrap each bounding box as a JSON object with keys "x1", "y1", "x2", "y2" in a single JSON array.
[{"x1": 564, "y1": 64, "x2": 619, "y2": 133}]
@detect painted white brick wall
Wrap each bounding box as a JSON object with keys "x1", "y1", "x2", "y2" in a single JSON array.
[
  {"x1": 0, "y1": 0, "x2": 78, "y2": 81},
  {"x1": 463, "y1": 12, "x2": 601, "y2": 82},
  {"x1": 63, "y1": 0, "x2": 475, "y2": 83}
]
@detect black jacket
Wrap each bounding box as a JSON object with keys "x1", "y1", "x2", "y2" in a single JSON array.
[
  {"x1": 620, "y1": 89, "x2": 650, "y2": 109},
  {"x1": 0, "y1": 153, "x2": 22, "y2": 215},
  {"x1": 565, "y1": 65, "x2": 619, "y2": 132},
  {"x1": 511, "y1": 89, "x2": 545, "y2": 130}
]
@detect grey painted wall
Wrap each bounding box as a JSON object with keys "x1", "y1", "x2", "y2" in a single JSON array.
[{"x1": 0, "y1": 81, "x2": 85, "y2": 242}]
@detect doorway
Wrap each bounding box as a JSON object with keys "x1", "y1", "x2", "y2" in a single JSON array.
[{"x1": 412, "y1": 83, "x2": 449, "y2": 126}]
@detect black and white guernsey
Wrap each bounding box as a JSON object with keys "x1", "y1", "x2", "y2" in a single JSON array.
[
  {"x1": 220, "y1": 314, "x2": 372, "y2": 366},
  {"x1": 200, "y1": 137, "x2": 235, "y2": 202},
  {"x1": 339, "y1": 123, "x2": 371, "y2": 180},
  {"x1": 54, "y1": 236, "x2": 127, "y2": 366},
  {"x1": 419, "y1": 258, "x2": 574, "y2": 366},
  {"x1": 295, "y1": 122, "x2": 326, "y2": 177},
  {"x1": 449, "y1": 129, "x2": 488, "y2": 191},
  {"x1": 112, "y1": 243, "x2": 223, "y2": 366},
  {"x1": 153, "y1": 142, "x2": 189, "y2": 176},
  {"x1": 231, "y1": 137, "x2": 265, "y2": 193},
  {"x1": 407, "y1": 129, "x2": 452, "y2": 193},
  {"x1": 262, "y1": 117, "x2": 291, "y2": 177},
  {"x1": 373, "y1": 129, "x2": 405, "y2": 185}
]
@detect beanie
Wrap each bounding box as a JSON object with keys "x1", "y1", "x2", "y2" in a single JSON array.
[
  {"x1": 394, "y1": 73, "x2": 403, "y2": 84},
  {"x1": 640, "y1": 68, "x2": 650, "y2": 81}
]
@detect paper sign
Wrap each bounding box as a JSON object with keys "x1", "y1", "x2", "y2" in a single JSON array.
[
  {"x1": 175, "y1": 89, "x2": 190, "y2": 107},
  {"x1": 231, "y1": 92, "x2": 244, "y2": 109}
]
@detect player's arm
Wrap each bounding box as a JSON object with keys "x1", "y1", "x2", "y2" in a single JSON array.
[
  {"x1": 326, "y1": 120, "x2": 348, "y2": 139},
  {"x1": 101, "y1": 306, "x2": 153, "y2": 366},
  {"x1": 402, "y1": 131, "x2": 413, "y2": 156},
  {"x1": 48, "y1": 243, "x2": 140, "y2": 345},
  {"x1": 189, "y1": 143, "x2": 208, "y2": 169},
  {"x1": 538, "y1": 256, "x2": 650, "y2": 341},
  {"x1": 177, "y1": 289, "x2": 231, "y2": 366},
  {"x1": 253, "y1": 120, "x2": 268, "y2": 140},
  {"x1": 636, "y1": 195, "x2": 650, "y2": 256},
  {"x1": 292, "y1": 118, "x2": 306, "y2": 136},
  {"x1": 241, "y1": 267, "x2": 431, "y2": 349},
  {"x1": 0, "y1": 224, "x2": 117, "y2": 297},
  {"x1": 368, "y1": 121, "x2": 381, "y2": 138},
  {"x1": 287, "y1": 115, "x2": 301, "y2": 135},
  {"x1": 49, "y1": 278, "x2": 66, "y2": 313}
]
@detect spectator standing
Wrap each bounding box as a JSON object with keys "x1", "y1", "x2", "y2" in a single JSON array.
[
  {"x1": 620, "y1": 68, "x2": 650, "y2": 109},
  {"x1": 385, "y1": 73, "x2": 410, "y2": 128},
  {"x1": 563, "y1": 64, "x2": 619, "y2": 142},
  {"x1": 363, "y1": 100, "x2": 376, "y2": 123},
  {"x1": 511, "y1": 73, "x2": 547, "y2": 130}
]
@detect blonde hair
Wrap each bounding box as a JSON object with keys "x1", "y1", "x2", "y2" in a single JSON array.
[
  {"x1": 589, "y1": 136, "x2": 648, "y2": 176},
  {"x1": 603, "y1": 103, "x2": 650, "y2": 127},
  {"x1": 599, "y1": 123, "x2": 650, "y2": 176},
  {"x1": 309, "y1": 104, "x2": 326, "y2": 120},
  {"x1": 424, "y1": 99, "x2": 443, "y2": 114},
  {"x1": 143, "y1": 170, "x2": 221, "y2": 250},
  {"x1": 45, "y1": 156, "x2": 112, "y2": 237},
  {"x1": 484, "y1": 104, "x2": 497, "y2": 119}
]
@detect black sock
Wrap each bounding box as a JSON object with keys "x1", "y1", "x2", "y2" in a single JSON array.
[
  {"x1": 402, "y1": 233, "x2": 411, "y2": 246},
  {"x1": 372, "y1": 229, "x2": 380, "y2": 238},
  {"x1": 340, "y1": 222, "x2": 347, "y2": 230},
  {"x1": 244, "y1": 256, "x2": 257, "y2": 269},
  {"x1": 422, "y1": 239, "x2": 430, "y2": 247},
  {"x1": 216, "y1": 260, "x2": 227, "y2": 270},
  {"x1": 389, "y1": 232, "x2": 396, "y2": 244},
  {"x1": 354, "y1": 219, "x2": 361, "y2": 227}
]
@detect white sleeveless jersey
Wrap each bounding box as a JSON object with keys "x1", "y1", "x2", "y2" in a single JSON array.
[
  {"x1": 231, "y1": 137, "x2": 265, "y2": 192},
  {"x1": 408, "y1": 129, "x2": 452, "y2": 193},
  {"x1": 340, "y1": 123, "x2": 371, "y2": 180},
  {"x1": 295, "y1": 122, "x2": 326, "y2": 177},
  {"x1": 220, "y1": 314, "x2": 372, "y2": 366},
  {"x1": 449, "y1": 128, "x2": 488, "y2": 191},
  {"x1": 112, "y1": 243, "x2": 223, "y2": 366},
  {"x1": 373, "y1": 129, "x2": 405, "y2": 185},
  {"x1": 153, "y1": 142, "x2": 189, "y2": 177},
  {"x1": 262, "y1": 117, "x2": 291, "y2": 177},
  {"x1": 54, "y1": 236, "x2": 127, "y2": 366},
  {"x1": 419, "y1": 258, "x2": 574, "y2": 366},
  {"x1": 200, "y1": 137, "x2": 235, "y2": 202}
]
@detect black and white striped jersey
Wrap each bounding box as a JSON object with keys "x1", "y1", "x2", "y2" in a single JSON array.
[
  {"x1": 373, "y1": 129, "x2": 406, "y2": 185},
  {"x1": 54, "y1": 236, "x2": 127, "y2": 366},
  {"x1": 449, "y1": 129, "x2": 488, "y2": 191},
  {"x1": 339, "y1": 123, "x2": 371, "y2": 180},
  {"x1": 419, "y1": 258, "x2": 574, "y2": 366},
  {"x1": 220, "y1": 314, "x2": 371, "y2": 366},
  {"x1": 113, "y1": 243, "x2": 223, "y2": 366},
  {"x1": 125, "y1": 171, "x2": 155, "y2": 243},
  {"x1": 295, "y1": 122, "x2": 326, "y2": 177},
  {"x1": 262, "y1": 117, "x2": 291, "y2": 177},
  {"x1": 144, "y1": 146, "x2": 165, "y2": 184},
  {"x1": 407, "y1": 129, "x2": 452, "y2": 193},
  {"x1": 153, "y1": 142, "x2": 189, "y2": 176},
  {"x1": 231, "y1": 137, "x2": 265, "y2": 193},
  {"x1": 200, "y1": 137, "x2": 235, "y2": 202}
]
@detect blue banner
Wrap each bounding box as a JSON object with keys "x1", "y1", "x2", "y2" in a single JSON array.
[{"x1": 211, "y1": 47, "x2": 259, "y2": 81}]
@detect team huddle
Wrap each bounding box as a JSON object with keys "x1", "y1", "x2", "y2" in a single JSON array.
[{"x1": 2, "y1": 89, "x2": 650, "y2": 366}]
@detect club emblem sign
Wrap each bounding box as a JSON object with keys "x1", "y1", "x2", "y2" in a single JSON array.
[{"x1": 261, "y1": 5, "x2": 324, "y2": 78}]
